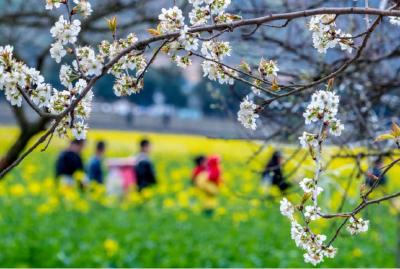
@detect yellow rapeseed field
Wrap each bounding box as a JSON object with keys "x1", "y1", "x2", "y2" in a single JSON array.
[{"x1": 0, "y1": 125, "x2": 399, "y2": 267}]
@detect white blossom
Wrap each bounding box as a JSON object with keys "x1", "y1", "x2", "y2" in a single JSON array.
[
  {"x1": 31, "y1": 83, "x2": 53, "y2": 108},
  {"x1": 75, "y1": 46, "x2": 104, "y2": 77},
  {"x1": 209, "y1": 0, "x2": 231, "y2": 15},
  {"x1": 5, "y1": 88, "x2": 22, "y2": 107},
  {"x1": 74, "y1": 79, "x2": 88, "y2": 95},
  {"x1": 189, "y1": 6, "x2": 210, "y2": 26},
  {"x1": 280, "y1": 198, "x2": 294, "y2": 219},
  {"x1": 49, "y1": 90, "x2": 71, "y2": 114},
  {"x1": 50, "y1": 42, "x2": 67, "y2": 63},
  {"x1": 113, "y1": 75, "x2": 144, "y2": 96},
  {"x1": 158, "y1": 6, "x2": 185, "y2": 34},
  {"x1": 173, "y1": 55, "x2": 192, "y2": 68},
  {"x1": 72, "y1": 121, "x2": 88, "y2": 140},
  {"x1": 346, "y1": 217, "x2": 369, "y2": 235},
  {"x1": 179, "y1": 26, "x2": 199, "y2": 51},
  {"x1": 73, "y1": 0, "x2": 93, "y2": 17},
  {"x1": 237, "y1": 96, "x2": 258, "y2": 130},
  {"x1": 45, "y1": 0, "x2": 62, "y2": 10},
  {"x1": 329, "y1": 118, "x2": 344, "y2": 136},
  {"x1": 188, "y1": 0, "x2": 206, "y2": 7},
  {"x1": 309, "y1": 15, "x2": 353, "y2": 54},
  {"x1": 299, "y1": 131, "x2": 318, "y2": 149},
  {"x1": 201, "y1": 61, "x2": 235, "y2": 85},
  {"x1": 389, "y1": 16, "x2": 400, "y2": 26},
  {"x1": 50, "y1": 15, "x2": 81, "y2": 45},
  {"x1": 201, "y1": 40, "x2": 231, "y2": 60},
  {"x1": 299, "y1": 177, "x2": 323, "y2": 197},
  {"x1": 304, "y1": 205, "x2": 321, "y2": 221},
  {"x1": 338, "y1": 33, "x2": 353, "y2": 53},
  {"x1": 258, "y1": 58, "x2": 279, "y2": 80},
  {"x1": 54, "y1": 118, "x2": 70, "y2": 138},
  {"x1": 322, "y1": 246, "x2": 337, "y2": 259},
  {"x1": 303, "y1": 90, "x2": 340, "y2": 124},
  {"x1": 304, "y1": 251, "x2": 324, "y2": 266},
  {"x1": 60, "y1": 64, "x2": 74, "y2": 88}
]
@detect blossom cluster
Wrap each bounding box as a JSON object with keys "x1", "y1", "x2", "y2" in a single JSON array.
[
  {"x1": 346, "y1": 217, "x2": 369, "y2": 235},
  {"x1": 237, "y1": 97, "x2": 259, "y2": 130},
  {"x1": 280, "y1": 198, "x2": 336, "y2": 265},
  {"x1": 389, "y1": 16, "x2": 400, "y2": 26},
  {"x1": 279, "y1": 87, "x2": 370, "y2": 265},
  {"x1": 158, "y1": 7, "x2": 185, "y2": 34},
  {"x1": 157, "y1": 1, "x2": 268, "y2": 133},
  {"x1": 188, "y1": 0, "x2": 237, "y2": 26},
  {"x1": 50, "y1": 79, "x2": 93, "y2": 139},
  {"x1": 258, "y1": 58, "x2": 279, "y2": 80},
  {"x1": 0, "y1": 44, "x2": 92, "y2": 140},
  {"x1": 98, "y1": 35, "x2": 146, "y2": 96},
  {"x1": 12, "y1": 0, "x2": 116, "y2": 139},
  {"x1": 236, "y1": 58, "x2": 281, "y2": 129},
  {"x1": 43, "y1": 0, "x2": 242, "y2": 140},
  {"x1": 46, "y1": 0, "x2": 92, "y2": 16},
  {"x1": 46, "y1": 0, "x2": 100, "y2": 138},
  {"x1": 250, "y1": 58, "x2": 279, "y2": 95},
  {"x1": 50, "y1": 15, "x2": 81, "y2": 63},
  {"x1": 46, "y1": 0, "x2": 150, "y2": 138},
  {"x1": 201, "y1": 41, "x2": 237, "y2": 84},
  {"x1": 155, "y1": 1, "x2": 240, "y2": 88},
  {"x1": 0, "y1": 46, "x2": 52, "y2": 107},
  {"x1": 309, "y1": 14, "x2": 354, "y2": 54},
  {"x1": 299, "y1": 90, "x2": 344, "y2": 153},
  {"x1": 47, "y1": 0, "x2": 92, "y2": 63},
  {"x1": 299, "y1": 177, "x2": 323, "y2": 198},
  {"x1": 281, "y1": 173, "x2": 330, "y2": 265}
]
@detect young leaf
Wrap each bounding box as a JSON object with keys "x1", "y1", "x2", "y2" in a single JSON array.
[
  {"x1": 239, "y1": 60, "x2": 251, "y2": 73},
  {"x1": 147, "y1": 28, "x2": 161, "y2": 36},
  {"x1": 106, "y1": 17, "x2": 117, "y2": 37},
  {"x1": 391, "y1": 122, "x2": 400, "y2": 137},
  {"x1": 375, "y1": 133, "x2": 395, "y2": 142},
  {"x1": 271, "y1": 77, "x2": 280, "y2": 91}
]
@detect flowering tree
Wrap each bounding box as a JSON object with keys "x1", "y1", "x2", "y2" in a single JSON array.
[
  {"x1": 1, "y1": 0, "x2": 400, "y2": 265},
  {"x1": 0, "y1": 0, "x2": 160, "y2": 173}
]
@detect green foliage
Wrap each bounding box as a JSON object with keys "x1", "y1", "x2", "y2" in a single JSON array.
[{"x1": 0, "y1": 127, "x2": 398, "y2": 267}]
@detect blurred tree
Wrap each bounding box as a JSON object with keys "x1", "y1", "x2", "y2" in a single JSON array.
[
  {"x1": 1, "y1": 0, "x2": 400, "y2": 175},
  {"x1": 0, "y1": 0, "x2": 168, "y2": 172}
]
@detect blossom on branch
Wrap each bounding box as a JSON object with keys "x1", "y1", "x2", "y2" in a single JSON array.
[
  {"x1": 389, "y1": 16, "x2": 400, "y2": 26},
  {"x1": 346, "y1": 217, "x2": 369, "y2": 235},
  {"x1": 73, "y1": 0, "x2": 93, "y2": 17},
  {"x1": 158, "y1": 6, "x2": 185, "y2": 34},
  {"x1": 309, "y1": 15, "x2": 353, "y2": 54},
  {"x1": 280, "y1": 198, "x2": 294, "y2": 219},
  {"x1": 45, "y1": 0, "x2": 62, "y2": 10},
  {"x1": 237, "y1": 96, "x2": 258, "y2": 130}
]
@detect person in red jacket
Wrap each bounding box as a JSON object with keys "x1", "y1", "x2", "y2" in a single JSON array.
[
  {"x1": 193, "y1": 155, "x2": 222, "y2": 216},
  {"x1": 207, "y1": 155, "x2": 222, "y2": 186}
]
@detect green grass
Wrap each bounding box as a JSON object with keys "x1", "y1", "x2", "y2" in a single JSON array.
[{"x1": 0, "y1": 125, "x2": 398, "y2": 267}]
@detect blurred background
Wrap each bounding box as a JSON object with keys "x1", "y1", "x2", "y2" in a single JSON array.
[{"x1": 1, "y1": 0, "x2": 400, "y2": 267}]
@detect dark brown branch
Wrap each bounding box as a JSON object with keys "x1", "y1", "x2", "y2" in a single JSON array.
[{"x1": 257, "y1": 15, "x2": 383, "y2": 111}]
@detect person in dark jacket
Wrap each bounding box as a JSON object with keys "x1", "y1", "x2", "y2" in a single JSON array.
[
  {"x1": 135, "y1": 139, "x2": 156, "y2": 191},
  {"x1": 87, "y1": 141, "x2": 106, "y2": 184},
  {"x1": 55, "y1": 139, "x2": 86, "y2": 186},
  {"x1": 191, "y1": 155, "x2": 207, "y2": 185},
  {"x1": 262, "y1": 150, "x2": 291, "y2": 191},
  {"x1": 366, "y1": 156, "x2": 387, "y2": 187}
]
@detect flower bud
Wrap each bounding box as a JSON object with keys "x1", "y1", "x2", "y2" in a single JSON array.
[{"x1": 106, "y1": 17, "x2": 117, "y2": 37}]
